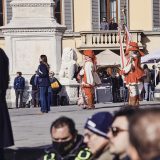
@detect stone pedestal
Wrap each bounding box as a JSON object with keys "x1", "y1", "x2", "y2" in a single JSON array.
[
  {"x1": 60, "y1": 78, "x2": 79, "y2": 105},
  {"x1": 1, "y1": 0, "x2": 66, "y2": 108}
]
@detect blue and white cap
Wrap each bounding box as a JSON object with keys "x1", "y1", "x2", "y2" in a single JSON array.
[{"x1": 84, "y1": 112, "x2": 113, "y2": 139}]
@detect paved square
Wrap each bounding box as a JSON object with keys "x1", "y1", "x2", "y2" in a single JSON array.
[{"x1": 8, "y1": 101, "x2": 160, "y2": 148}]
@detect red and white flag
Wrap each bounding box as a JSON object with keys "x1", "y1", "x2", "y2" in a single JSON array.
[
  {"x1": 118, "y1": 26, "x2": 126, "y2": 68},
  {"x1": 124, "y1": 26, "x2": 132, "y2": 50},
  {"x1": 118, "y1": 25, "x2": 133, "y2": 69}
]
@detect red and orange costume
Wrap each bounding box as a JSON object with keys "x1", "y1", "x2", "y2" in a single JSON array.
[
  {"x1": 121, "y1": 42, "x2": 144, "y2": 107},
  {"x1": 79, "y1": 50, "x2": 95, "y2": 109}
]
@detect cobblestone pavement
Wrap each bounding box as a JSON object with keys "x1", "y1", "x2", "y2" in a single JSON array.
[{"x1": 8, "y1": 101, "x2": 160, "y2": 148}]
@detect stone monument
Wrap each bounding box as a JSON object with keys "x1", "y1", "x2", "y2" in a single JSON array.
[
  {"x1": 1, "y1": 0, "x2": 66, "y2": 107},
  {"x1": 59, "y1": 48, "x2": 79, "y2": 105}
]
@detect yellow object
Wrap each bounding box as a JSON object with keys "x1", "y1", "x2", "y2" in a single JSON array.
[{"x1": 51, "y1": 81, "x2": 59, "y2": 89}]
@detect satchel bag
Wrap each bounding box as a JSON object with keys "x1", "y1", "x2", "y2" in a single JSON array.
[
  {"x1": 51, "y1": 81, "x2": 60, "y2": 89},
  {"x1": 93, "y1": 72, "x2": 102, "y2": 85}
]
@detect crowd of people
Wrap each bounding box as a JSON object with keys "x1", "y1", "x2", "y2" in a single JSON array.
[
  {"x1": 0, "y1": 48, "x2": 160, "y2": 160},
  {"x1": 13, "y1": 49, "x2": 160, "y2": 112},
  {"x1": 98, "y1": 62, "x2": 160, "y2": 104},
  {"x1": 100, "y1": 17, "x2": 118, "y2": 31},
  {"x1": 141, "y1": 64, "x2": 159, "y2": 101},
  {"x1": 13, "y1": 55, "x2": 62, "y2": 113},
  {"x1": 37, "y1": 107, "x2": 160, "y2": 160}
]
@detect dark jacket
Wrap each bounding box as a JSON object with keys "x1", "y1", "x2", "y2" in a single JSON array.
[
  {"x1": 113, "y1": 155, "x2": 130, "y2": 160},
  {"x1": 0, "y1": 48, "x2": 14, "y2": 148},
  {"x1": 153, "y1": 157, "x2": 160, "y2": 160},
  {"x1": 0, "y1": 49, "x2": 9, "y2": 90},
  {"x1": 30, "y1": 74, "x2": 38, "y2": 90},
  {"x1": 37, "y1": 63, "x2": 50, "y2": 87},
  {"x1": 14, "y1": 76, "x2": 25, "y2": 90},
  {"x1": 109, "y1": 22, "x2": 118, "y2": 30},
  {"x1": 38, "y1": 134, "x2": 92, "y2": 160}
]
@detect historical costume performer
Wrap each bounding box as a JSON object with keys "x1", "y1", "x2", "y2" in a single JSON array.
[
  {"x1": 79, "y1": 50, "x2": 96, "y2": 109},
  {"x1": 0, "y1": 48, "x2": 14, "y2": 159},
  {"x1": 121, "y1": 42, "x2": 144, "y2": 107}
]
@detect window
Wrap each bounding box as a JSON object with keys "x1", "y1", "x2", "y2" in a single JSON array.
[
  {"x1": 54, "y1": 0, "x2": 62, "y2": 24},
  {"x1": 54, "y1": 0, "x2": 73, "y2": 31},
  {"x1": 100, "y1": 0, "x2": 107, "y2": 20},
  {"x1": 100, "y1": 0, "x2": 118, "y2": 23},
  {"x1": 153, "y1": 0, "x2": 160, "y2": 30},
  {"x1": 110, "y1": 0, "x2": 117, "y2": 22}
]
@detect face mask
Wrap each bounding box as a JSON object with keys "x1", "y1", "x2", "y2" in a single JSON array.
[{"x1": 52, "y1": 139, "x2": 74, "y2": 155}]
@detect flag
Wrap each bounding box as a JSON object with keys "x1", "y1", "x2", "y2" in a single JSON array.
[
  {"x1": 118, "y1": 26, "x2": 126, "y2": 68},
  {"x1": 124, "y1": 26, "x2": 132, "y2": 50}
]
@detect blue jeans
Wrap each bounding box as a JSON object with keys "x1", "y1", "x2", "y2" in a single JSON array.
[
  {"x1": 48, "y1": 92, "x2": 51, "y2": 109},
  {"x1": 15, "y1": 89, "x2": 24, "y2": 108},
  {"x1": 144, "y1": 83, "x2": 149, "y2": 100},
  {"x1": 39, "y1": 87, "x2": 50, "y2": 112}
]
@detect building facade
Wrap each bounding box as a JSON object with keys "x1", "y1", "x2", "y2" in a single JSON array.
[
  {"x1": 1, "y1": 0, "x2": 160, "y2": 59},
  {"x1": 0, "y1": 0, "x2": 160, "y2": 107}
]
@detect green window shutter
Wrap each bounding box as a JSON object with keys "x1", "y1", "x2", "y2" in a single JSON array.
[
  {"x1": 64, "y1": 0, "x2": 73, "y2": 31},
  {"x1": 6, "y1": 0, "x2": 12, "y2": 24},
  {"x1": 153, "y1": 0, "x2": 160, "y2": 29}
]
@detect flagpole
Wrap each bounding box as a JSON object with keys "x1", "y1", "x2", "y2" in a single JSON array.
[{"x1": 120, "y1": 7, "x2": 128, "y2": 106}]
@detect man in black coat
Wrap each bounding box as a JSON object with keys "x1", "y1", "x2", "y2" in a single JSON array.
[
  {"x1": 0, "y1": 48, "x2": 14, "y2": 160},
  {"x1": 109, "y1": 18, "x2": 118, "y2": 30},
  {"x1": 14, "y1": 71, "x2": 25, "y2": 108},
  {"x1": 30, "y1": 72, "x2": 39, "y2": 107}
]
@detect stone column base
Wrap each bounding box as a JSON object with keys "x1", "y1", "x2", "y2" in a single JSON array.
[{"x1": 59, "y1": 78, "x2": 79, "y2": 105}]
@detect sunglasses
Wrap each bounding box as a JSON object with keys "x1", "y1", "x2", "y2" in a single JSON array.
[{"x1": 111, "y1": 127, "x2": 128, "y2": 137}]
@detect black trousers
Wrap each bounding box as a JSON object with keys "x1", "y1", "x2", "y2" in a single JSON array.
[
  {"x1": 31, "y1": 90, "x2": 39, "y2": 107},
  {"x1": 15, "y1": 89, "x2": 23, "y2": 108}
]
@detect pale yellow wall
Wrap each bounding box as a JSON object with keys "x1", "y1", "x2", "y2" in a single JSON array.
[
  {"x1": 74, "y1": 0, "x2": 92, "y2": 32},
  {"x1": 63, "y1": 38, "x2": 76, "y2": 49},
  {"x1": 144, "y1": 36, "x2": 160, "y2": 53},
  {"x1": 129, "y1": 0, "x2": 152, "y2": 31}
]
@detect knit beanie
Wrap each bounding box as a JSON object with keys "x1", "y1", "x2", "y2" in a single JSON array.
[{"x1": 84, "y1": 112, "x2": 113, "y2": 139}]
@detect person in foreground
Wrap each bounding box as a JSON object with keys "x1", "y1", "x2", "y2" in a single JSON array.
[
  {"x1": 128, "y1": 107, "x2": 160, "y2": 160},
  {"x1": 38, "y1": 116, "x2": 92, "y2": 160},
  {"x1": 84, "y1": 112, "x2": 113, "y2": 160},
  {"x1": 107, "y1": 107, "x2": 136, "y2": 160},
  {"x1": 0, "y1": 48, "x2": 14, "y2": 160}
]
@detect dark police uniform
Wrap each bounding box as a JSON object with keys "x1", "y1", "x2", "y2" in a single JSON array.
[{"x1": 38, "y1": 135, "x2": 92, "y2": 160}]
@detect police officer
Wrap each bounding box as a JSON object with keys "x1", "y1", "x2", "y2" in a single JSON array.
[{"x1": 38, "y1": 117, "x2": 92, "y2": 160}]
